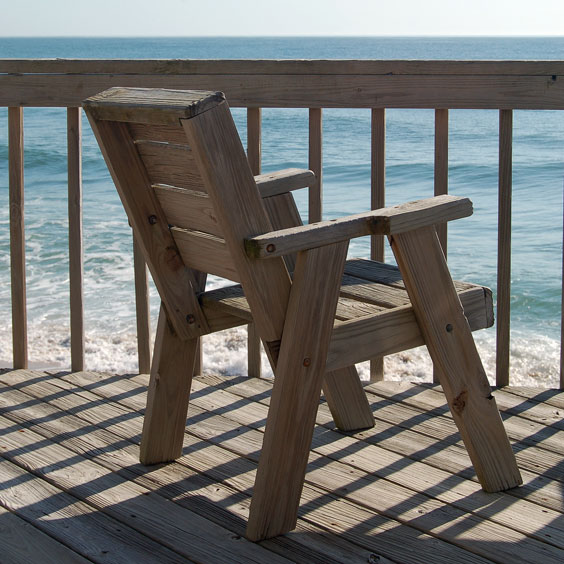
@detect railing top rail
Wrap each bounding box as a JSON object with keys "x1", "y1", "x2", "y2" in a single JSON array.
[
  {"x1": 2, "y1": 59, "x2": 564, "y2": 75},
  {"x1": 1, "y1": 58, "x2": 564, "y2": 110}
]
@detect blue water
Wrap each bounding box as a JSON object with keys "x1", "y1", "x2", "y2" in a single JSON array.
[{"x1": 1, "y1": 37, "x2": 563, "y2": 384}]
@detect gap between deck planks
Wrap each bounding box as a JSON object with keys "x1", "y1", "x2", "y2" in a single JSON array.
[{"x1": 1, "y1": 371, "x2": 563, "y2": 564}]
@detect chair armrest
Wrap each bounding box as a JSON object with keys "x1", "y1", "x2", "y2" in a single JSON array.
[
  {"x1": 255, "y1": 168, "x2": 315, "y2": 198},
  {"x1": 245, "y1": 195, "x2": 472, "y2": 259}
]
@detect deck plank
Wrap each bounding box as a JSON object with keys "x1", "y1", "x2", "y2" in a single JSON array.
[{"x1": 1, "y1": 369, "x2": 563, "y2": 563}]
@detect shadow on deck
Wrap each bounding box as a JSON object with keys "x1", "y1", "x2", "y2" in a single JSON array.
[{"x1": 0, "y1": 368, "x2": 563, "y2": 563}]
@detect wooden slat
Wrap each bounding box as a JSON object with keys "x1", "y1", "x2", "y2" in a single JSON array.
[
  {"x1": 136, "y1": 140, "x2": 205, "y2": 192},
  {"x1": 434, "y1": 108, "x2": 449, "y2": 385},
  {"x1": 247, "y1": 107, "x2": 262, "y2": 379},
  {"x1": 370, "y1": 108, "x2": 386, "y2": 262},
  {"x1": 326, "y1": 285, "x2": 492, "y2": 372},
  {"x1": 434, "y1": 108, "x2": 449, "y2": 254},
  {"x1": 370, "y1": 109, "x2": 386, "y2": 381},
  {"x1": 497, "y1": 109, "x2": 513, "y2": 387},
  {"x1": 5, "y1": 72, "x2": 564, "y2": 109},
  {"x1": 0, "y1": 504, "x2": 91, "y2": 564},
  {"x1": 84, "y1": 116, "x2": 208, "y2": 339},
  {"x1": 246, "y1": 195, "x2": 473, "y2": 259},
  {"x1": 562, "y1": 188, "x2": 564, "y2": 388},
  {"x1": 133, "y1": 234, "x2": 151, "y2": 374},
  {"x1": 308, "y1": 108, "x2": 322, "y2": 223},
  {"x1": 171, "y1": 227, "x2": 239, "y2": 282},
  {"x1": 128, "y1": 121, "x2": 189, "y2": 144},
  {"x1": 8, "y1": 107, "x2": 27, "y2": 369},
  {"x1": 153, "y1": 184, "x2": 222, "y2": 236},
  {"x1": 67, "y1": 107, "x2": 85, "y2": 372},
  {"x1": 5, "y1": 58, "x2": 564, "y2": 76}
]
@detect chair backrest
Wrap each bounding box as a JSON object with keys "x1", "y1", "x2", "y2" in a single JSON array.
[{"x1": 84, "y1": 87, "x2": 292, "y2": 350}]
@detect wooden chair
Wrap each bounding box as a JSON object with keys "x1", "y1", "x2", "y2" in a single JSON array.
[{"x1": 83, "y1": 87, "x2": 522, "y2": 541}]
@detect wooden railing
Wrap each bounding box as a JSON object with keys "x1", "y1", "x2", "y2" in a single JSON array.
[{"x1": 2, "y1": 59, "x2": 564, "y2": 387}]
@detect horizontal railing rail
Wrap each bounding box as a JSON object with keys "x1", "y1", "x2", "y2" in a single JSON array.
[{"x1": 2, "y1": 59, "x2": 563, "y2": 387}]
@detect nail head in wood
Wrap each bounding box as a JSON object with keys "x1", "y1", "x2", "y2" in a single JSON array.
[
  {"x1": 446, "y1": 323, "x2": 453, "y2": 333},
  {"x1": 303, "y1": 357, "x2": 311, "y2": 367},
  {"x1": 148, "y1": 214, "x2": 158, "y2": 225},
  {"x1": 266, "y1": 244, "x2": 276, "y2": 253},
  {"x1": 186, "y1": 314, "x2": 195, "y2": 324}
]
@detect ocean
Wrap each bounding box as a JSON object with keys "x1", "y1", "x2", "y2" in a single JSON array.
[{"x1": 1, "y1": 37, "x2": 564, "y2": 385}]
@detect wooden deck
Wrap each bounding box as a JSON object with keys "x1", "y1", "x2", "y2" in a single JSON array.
[{"x1": 0, "y1": 368, "x2": 563, "y2": 563}]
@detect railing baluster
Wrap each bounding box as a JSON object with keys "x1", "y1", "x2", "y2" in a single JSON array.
[
  {"x1": 370, "y1": 108, "x2": 386, "y2": 382},
  {"x1": 434, "y1": 109, "x2": 449, "y2": 254},
  {"x1": 561, "y1": 188, "x2": 564, "y2": 389},
  {"x1": 432, "y1": 108, "x2": 450, "y2": 384},
  {"x1": 247, "y1": 107, "x2": 262, "y2": 378},
  {"x1": 9, "y1": 107, "x2": 27, "y2": 369},
  {"x1": 308, "y1": 108, "x2": 323, "y2": 223},
  {"x1": 133, "y1": 235, "x2": 151, "y2": 374},
  {"x1": 497, "y1": 109, "x2": 513, "y2": 387},
  {"x1": 67, "y1": 107, "x2": 85, "y2": 372}
]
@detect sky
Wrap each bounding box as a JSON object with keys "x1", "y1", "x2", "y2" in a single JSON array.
[{"x1": 1, "y1": 0, "x2": 563, "y2": 37}]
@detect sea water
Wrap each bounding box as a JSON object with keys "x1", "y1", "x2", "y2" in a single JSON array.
[{"x1": 1, "y1": 37, "x2": 564, "y2": 385}]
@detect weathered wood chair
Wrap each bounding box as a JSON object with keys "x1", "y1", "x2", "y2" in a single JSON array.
[{"x1": 83, "y1": 87, "x2": 522, "y2": 541}]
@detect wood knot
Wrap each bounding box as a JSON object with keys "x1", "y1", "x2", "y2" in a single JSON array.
[{"x1": 452, "y1": 390, "x2": 468, "y2": 414}]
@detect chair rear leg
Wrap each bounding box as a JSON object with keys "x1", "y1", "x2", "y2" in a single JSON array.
[
  {"x1": 140, "y1": 303, "x2": 199, "y2": 465},
  {"x1": 323, "y1": 366, "x2": 374, "y2": 431},
  {"x1": 390, "y1": 226, "x2": 522, "y2": 492}
]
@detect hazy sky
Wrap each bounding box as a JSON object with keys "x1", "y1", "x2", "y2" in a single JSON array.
[{"x1": 2, "y1": 0, "x2": 563, "y2": 37}]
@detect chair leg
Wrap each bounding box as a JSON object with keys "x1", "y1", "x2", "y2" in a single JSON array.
[
  {"x1": 390, "y1": 226, "x2": 522, "y2": 492},
  {"x1": 323, "y1": 366, "x2": 374, "y2": 431},
  {"x1": 140, "y1": 303, "x2": 199, "y2": 465},
  {"x1": 246, "y1": 242, "x2": 348, "y2": 541}
]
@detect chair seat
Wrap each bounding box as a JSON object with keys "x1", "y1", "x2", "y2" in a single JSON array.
[{"x1": 201, "y1": 257, "x2": 493, "y2": 370}]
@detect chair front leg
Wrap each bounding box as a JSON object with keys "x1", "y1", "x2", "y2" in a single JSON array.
[
  {"x1": 246, "y1": 241, "x2": 348, "y2": 541},
  {"x1": 390, "y1": 226, "x2": 522, "y2": 492}
]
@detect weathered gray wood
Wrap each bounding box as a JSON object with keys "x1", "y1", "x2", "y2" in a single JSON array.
[
  {"x1": 133, "y1": 234, "x2": 152, "y2": 374},
  {"x1": 246, "y1": 107, "x2": 263, "y2": 380},
  {"x1": 0, "y1": 504, "x2": 90, "y2": 564},
  {"x1": 171, "y1": 227, "x2": 239, "y2": 282},
  {"x1": 256, "y1": 168, "x2": 316, "y2": 198},
  {"x1": 308, "y1": 109, "x2": 323, "y2": 222},
  {"x1": 390, "y1": 226, "x2": 521, "y2": 492},
  {"x1": 67, "y1": 107, "x2": 85, "y2": 372},
  {"x1": 84, "y1": 116, "x2": 208, "y2": 339},
  {"x1": 370, "y1": 108, "x2": 386, "y2": 382},
  {"x1": 8, "y1": 107, "x2": 27, "y2": 369},
  {"x1": 140, "y1": 303, "x2": 199, "y2": 464},
  {"x1": 247, "y1": 242, "x2": 349, "y2": 540},
  {"x1": 4, "y1": 58, "x2": 564, "y2": 76},
  {"x1": 0, "y1": 459, "x2": 186, "y2": 564},
  {"x1": 497, "y1": 109, "x2": 513, "y2": 387},
  {"x1": 327, "y1": 285, "x2": 491, "y2": 371},
  {"x1": 5, "y1": 64, "x2": 564, "y2": 109},
  {"x1": 181, "y1": 100, "x2": 291, "y2": 344},
  {"x1": 245, "y1": 195, "x2": 473, "y2": 259},
  {"x1": 83, "y1": 87, "x2": 226, "y2": 125}
]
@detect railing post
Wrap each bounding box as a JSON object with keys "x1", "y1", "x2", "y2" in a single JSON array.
[
  {"x1": 67, "y1": 107, "x2": 85, "y2": 372},
  {"x1": 497, "y1": 109, "x2": 513, "y2": 387},
  {"x1": 370, "y1": 108, "x2": 386, "y2": 382},
  {"x1": 308, "y1": 108, "x2": 323, "y2": 223},
  {"x1": 9, "y1": 107, "x2": 28, "y2": 369},
  {"x1": 247, "y1": 107, "x2": 262, "y2": 378}
]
